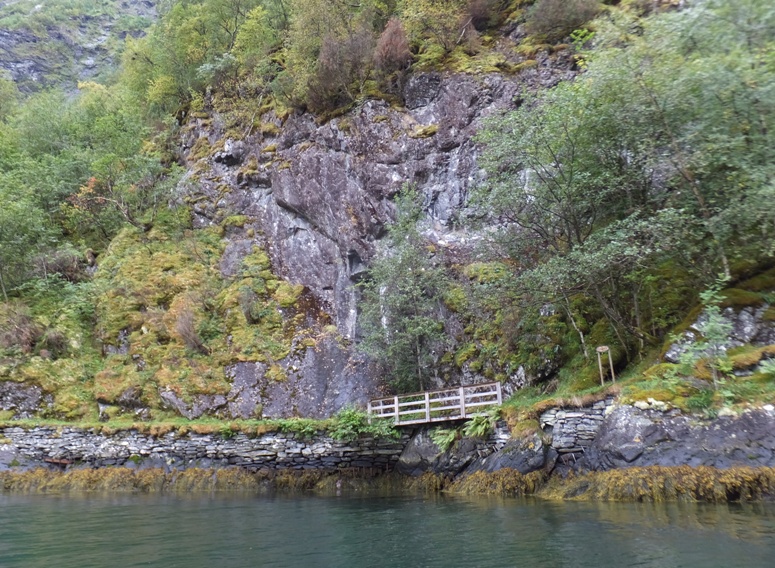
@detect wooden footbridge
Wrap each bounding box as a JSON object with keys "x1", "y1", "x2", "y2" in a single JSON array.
[{"x1": 367, "y1": 382, "x2": 502, "y2": 426}]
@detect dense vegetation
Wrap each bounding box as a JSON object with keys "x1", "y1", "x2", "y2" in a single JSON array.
[
  {"x1": 361, "y1": 0, "x2": 775, "y2": 402},
  {"x1": 0, "y1": 0, "x2": 156, "y2": 91},
  {"x1": 0, "y1": 0, "x2": 773, "y2": 425}
]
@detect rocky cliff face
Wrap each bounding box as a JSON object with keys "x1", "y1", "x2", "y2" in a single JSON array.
[
  {"x1": 180, "y1": 55, "x2": 577, "y2": 401},
  {"x1": 0, "y1": 0, "x2": 157, "y2": 92}
]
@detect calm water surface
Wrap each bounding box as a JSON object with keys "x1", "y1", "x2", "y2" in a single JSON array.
[{"x1": 1, "y1": 492, "x2": 774, "y2": 567}]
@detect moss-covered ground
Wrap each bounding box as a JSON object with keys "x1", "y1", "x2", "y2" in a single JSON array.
[{"x1": 0, "y1": 208, "x2": 327, "y2": 422}]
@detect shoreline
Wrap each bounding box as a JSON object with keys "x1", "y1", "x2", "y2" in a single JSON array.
[
  {"x1": 3, "y1": 401, "x2": 775, "y2": 502},
  {"x1": 2, "y1": 465, "x2": 775, "y2": 503}
]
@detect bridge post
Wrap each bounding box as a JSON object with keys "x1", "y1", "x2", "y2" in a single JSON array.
[
  {"x1": 425, "y1": 392, "x2": 430, "y2": 422},
  {"x1": 394, "y1": 396, "x2": 399, "y2": 424},
  {"x1": 496, "y1": 382, "x2": 502, "y2": 405},
  {"x1": 367, "y1": 401, "x2": 372, "y2": 424},
  {"x1": 459, "y1": 386, "x2": 466, "y2": 419}
]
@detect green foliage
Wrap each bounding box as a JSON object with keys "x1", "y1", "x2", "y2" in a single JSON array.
[
  {"x1": 0, "y1": 74, "x2": 19, "y2": 121},
  {"x1": 398, "y1": 0, "x2": 470, "y2": 57},
  {"x1": 461, "y1": 407, "x2": 500, "y2": 438},
  {"x1": 677, "y1": 279, "x2": 734, "y2": 390},
  {"x1": 430, "y1": 427, "x2": 459, "y2": 452},
  {"x1": 475, "y1": 0, "x2": 775, "y2": 379},
  {"x1": 759, "y1": 359, "x2": 775, "y2": 380},
  {"x1": 525, "y1": 0, "x2": 601, "y2": 43},
  {"x1": 358, "y1": 186, "x2": 451, "y2": 392},
  {"x1": 121, "y1": 0, "x2": 266, "y2": 113},
  {"x1": 328, "y1": 406, "x2": 398, "y2": 441}
]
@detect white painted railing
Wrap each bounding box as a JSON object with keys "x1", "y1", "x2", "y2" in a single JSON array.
[{"x1": 367, "y1": 382, "x2": 502, "y2": 426}]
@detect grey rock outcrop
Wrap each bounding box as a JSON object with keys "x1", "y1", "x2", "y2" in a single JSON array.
[
  {"x1": 181, "y1": 63, "x2": 576, "y2": 396},
  {"x1": 0, "y1": 381, "x2": 52, "y2": 418},
  {"x1": 581, "y1": 405, "x2": 775, "y2": 470},
  {"x1": 665, "y1": 304, "x2": 775, "y2": 364},
  {"x1": 469, "y1": 433, "x2": 557, "y2": 475}
]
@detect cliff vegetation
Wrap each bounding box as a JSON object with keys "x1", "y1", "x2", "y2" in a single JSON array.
[{"x1": 0, "y1": 0, "x2": 773, "y2": 426}]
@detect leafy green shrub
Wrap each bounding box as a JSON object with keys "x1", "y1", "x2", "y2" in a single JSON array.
[
  {"x1": 275, "y1": 418, "x2": 321, "y2": 439},
  {"x1": 525, "y1": 0, "x2": 601, "y2": 42},
  {"x1": 329, "y1": 407, "x2": 398, "y2": 442}
]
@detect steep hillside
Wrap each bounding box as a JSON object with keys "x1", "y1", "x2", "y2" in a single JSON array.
[
  {"x1": 0, "y1": 0, "x2": 773, "y2": 425},
  {"x1": 0, "y1": 0, "x2": 157, "y2": 91}
]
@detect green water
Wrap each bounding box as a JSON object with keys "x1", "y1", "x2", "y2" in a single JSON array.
[{"x1": 1, "y1": 493, "x2": 774, "y2": 567}]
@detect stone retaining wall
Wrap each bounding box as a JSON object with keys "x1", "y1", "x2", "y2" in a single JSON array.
[
  {"x1": 539, "y1": 398, "x2": 614, "y2": 451},
  {"x1": 0, "y1": 427, "x2": 411, "y2": 472}
]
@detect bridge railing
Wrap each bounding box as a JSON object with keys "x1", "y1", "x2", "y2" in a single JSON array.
[{"x1": 367, "y1": 382, "x2": 502, "y2": 426}]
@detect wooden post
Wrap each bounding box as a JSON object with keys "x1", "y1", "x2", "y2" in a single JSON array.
[
  {"x1": 495, "y1": 382, "x2": 502, "y2": 405},
  {"x1": 394, "y1": 396, "x2": 399, "y2": 424},
  {"x1": 425, "y1": 392, "x2": 430, "y2": 422},
  {"x1": 596, "y1": 346, "x2": 609, "y2": 386},
  {"x1": 608, "y1": 353, "x2": 616, "y2": 384},
  {"x1": 459, "y1": 386, "x2": 466, "y2": 419}
]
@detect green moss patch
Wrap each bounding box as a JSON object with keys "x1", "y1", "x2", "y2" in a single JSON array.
[{"x1": 721, "y1": 288, "x2": 766, "y2": 309}]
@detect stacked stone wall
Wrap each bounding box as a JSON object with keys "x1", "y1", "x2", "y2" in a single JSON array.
[
  {"x1": 0, "y1": 427, "x2": 411, "y2": 472},
  {"x1": 539, "y1": 398, "x2": 614, "y2": 451}
]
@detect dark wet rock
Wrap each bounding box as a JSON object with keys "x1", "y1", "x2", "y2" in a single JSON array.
[
  {"x1": 581, "y1": 406, "x2": 775, "y2": 470},
  {"x1": 213, "y1": 138, "x2": 245, "y2": 166},
  {"x1": 469, "y1": 433, "x2": 557, "y2": 475},
  {"x1": 103, "y1": 329, "x2": 130, "y2": 355},
  {"x1": 404, "y1": 72, "x2": 442, "y2": 109},
  {"x1": 396, "y1": 428, "x2": 483, "y2": 477},
  {"x1": 396, "y1": 422, "x2": 510, "y2": 477}
]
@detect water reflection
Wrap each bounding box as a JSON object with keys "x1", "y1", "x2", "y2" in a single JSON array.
[{"x1": 0, "y1": 493, "x2": 774, "y2": 567}]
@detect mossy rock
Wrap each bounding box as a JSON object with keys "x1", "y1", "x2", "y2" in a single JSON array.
[
  {"x1": 272, "y1": 282, "x2": 304, "y2": 308},
  {"x1": 259, "y1": 122, "x2": 281, "y2": 136},
  {"x1": 738, "y1": 267, "x2": 775, "y2": 292},
  {"x1": 454, "y1": 343, "x2": 479, "y2": 367},
  {"x1": 463, "y1": 262, "x2": 510, "y2": 284},
  {"x1": 221, "y1": 215, "x2": 250, "y2": 228},
  {"x1": 728, "y1": 344, "x2": 775, "y2": 370},
  {"x1": 720, "y1": 288, "x2": 766, "y2": 309},
  {"x1": 408, "y1": 124, "x2": 439, "y2": 139}
]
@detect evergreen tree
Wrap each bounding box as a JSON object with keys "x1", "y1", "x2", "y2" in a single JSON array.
[{"x1": 359, "y1": 187, "x2": 449, "y2": 393}]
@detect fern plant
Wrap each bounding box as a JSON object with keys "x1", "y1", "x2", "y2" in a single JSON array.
[
  {"x1": 430, "y1": 428, "x2": 459, "y2": 452},
  {"x1": 462, "y1": 407, "x2": 501, "y2": 439}
]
